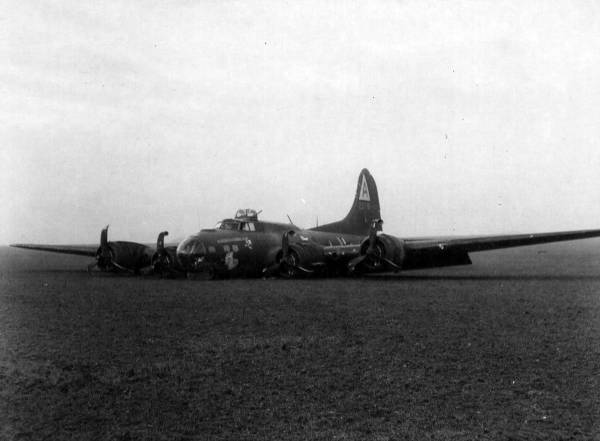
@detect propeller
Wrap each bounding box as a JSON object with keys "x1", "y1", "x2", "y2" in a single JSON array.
[
  {"x1": 282, "y1": 230, "x2": 291, "y2": 260},
  {"x1": 88, "y1": 225, "x2": 112, "y2": 272},
  {"x1": 262, "y1": 231, "x2": 313, "y2": 277},
  {"x1": 87, "y1": 225, "x2": 134, "y2": 273},
  {"x1": 151, "y1": 231, "x2": 172, "y2": 275},
  {"x1": 157, "y1": 231, "x2": 168, "y2": 251},
  {"x1": 348, "y1": 219, "x2": 401, "y2": 273}
]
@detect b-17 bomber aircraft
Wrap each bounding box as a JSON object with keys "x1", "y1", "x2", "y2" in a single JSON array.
[{"x1": 11, "y1": 169, "x2": 600, "y2": 279}]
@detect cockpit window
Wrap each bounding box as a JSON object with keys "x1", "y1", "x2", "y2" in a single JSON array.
[
  {"x1": 242, "y1": 222, "x2": 256, "y2": 232},
  {"x1": 217, "y1": 221, "x2": 241, "y2": 230}
]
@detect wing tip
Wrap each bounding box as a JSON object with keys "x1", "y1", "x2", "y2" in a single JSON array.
[{"x1": 10, "y1": 244, "x2": 43, "y2": 250}]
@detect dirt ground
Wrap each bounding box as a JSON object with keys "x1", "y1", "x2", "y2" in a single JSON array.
[{"x1": 1, "y1": 242, "x2": 599, "y2": 440}]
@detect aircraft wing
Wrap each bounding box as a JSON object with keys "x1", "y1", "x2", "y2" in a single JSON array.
[
  {"x1": 11, "y1": 227, "x2": 177, "y2": 274},
  {"x1": 10, "y1": 244, "x2": 98, "y2": 257},
  {"x1": 11, "y1": 240, "x2": 161, "y2": 273},
  {"x1": 401, "y1": 229, "x2": 600, "y2": 270}
]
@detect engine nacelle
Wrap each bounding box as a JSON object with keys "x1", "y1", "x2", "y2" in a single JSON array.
[
  {"x1": 269, "y1": 231, "x2": 325, "y2": 278},
  {"x1": 96, "y1": 241, "x2": 153, "y2": 273},
  {"x1": 286, "y1": 242, "x2": 324, "y2": 268},
  {"x1": 358, "y1": 233, "x2": 405, "y2": 272}
]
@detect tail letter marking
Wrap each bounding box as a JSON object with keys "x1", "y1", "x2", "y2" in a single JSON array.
[{"x1": 359, "y1": 174, "x2": 371, "y2": 201}]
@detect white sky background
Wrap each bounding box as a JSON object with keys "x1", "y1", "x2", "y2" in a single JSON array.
[{"x1": 2, "y1": 0, "x2": 600, "y2": 244}]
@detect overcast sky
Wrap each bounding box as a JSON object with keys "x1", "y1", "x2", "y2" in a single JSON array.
[{"x1": 3, "y1": 0, "x2": 600, "y2": 244}]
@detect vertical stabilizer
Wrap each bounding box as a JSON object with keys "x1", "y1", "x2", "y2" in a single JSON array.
[{"x1": 310, "y1": 169, "x2": 380, "y2": 236}]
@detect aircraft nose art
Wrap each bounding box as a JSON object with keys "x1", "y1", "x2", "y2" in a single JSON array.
[{"x1": 176, "y1": 236, "x2": 207, "y2": 270}]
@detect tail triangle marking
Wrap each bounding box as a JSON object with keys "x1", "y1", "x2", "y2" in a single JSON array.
[{"x1": 359, "y1": 174, "x2": 370, "y2": 201}]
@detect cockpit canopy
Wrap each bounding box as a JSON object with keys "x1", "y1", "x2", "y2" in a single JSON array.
[
  {"x1": 211, "y1": 209, "x2": 261, "y2": 232},
  {"x1": 234, "y1": 208, "x2": 259, "y2": 220},
  {"x1": 214, "y1": 218, "x2": 258, "y2": 232}
]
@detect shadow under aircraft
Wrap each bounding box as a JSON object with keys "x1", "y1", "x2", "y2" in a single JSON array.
[{"x1": 11, "y1": 169, "x2": 600, "y2": 279}]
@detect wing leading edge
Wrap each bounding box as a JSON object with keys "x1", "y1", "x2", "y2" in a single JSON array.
[
  {"x1": 10, "y1": 244, "x2": 98, "y2": 257},
  {"x1": 405, "y1": 229, "x2": 600, "y2": 252},
  {"x1": 401, "y1": 229, "x2": 600, "y2": 270}
]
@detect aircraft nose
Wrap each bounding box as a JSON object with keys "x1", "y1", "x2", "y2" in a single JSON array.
[{"x1": 176, "y1": 236, "x2": 207, "y2": 270}]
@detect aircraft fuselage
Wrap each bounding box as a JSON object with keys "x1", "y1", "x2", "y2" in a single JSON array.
[{"x1": 176, "y1": 216, "x2": 364, "y2": 277}]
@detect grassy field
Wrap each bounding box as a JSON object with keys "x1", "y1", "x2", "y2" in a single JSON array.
[{"x1": 1, "y1": 242, "x2": 600, "y2": 440}]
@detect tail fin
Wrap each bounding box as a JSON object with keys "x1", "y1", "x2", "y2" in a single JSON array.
[{"x1": 310, "y1": 168, "x2": 381, "y2": 236}]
